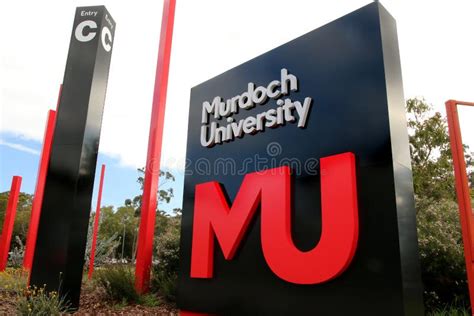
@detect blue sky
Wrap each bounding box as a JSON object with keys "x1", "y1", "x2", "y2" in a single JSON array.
[{"x1": 0, "y1": 131, "x2": 184, "y2": 213}]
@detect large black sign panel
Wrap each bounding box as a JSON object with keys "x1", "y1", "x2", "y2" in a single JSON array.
[
  {"x1": 178, "y1": 3, "x2": 424, "y2": 315},
  {"x1": 30, "y1": 6, "x2": 115, "y2": 309}
]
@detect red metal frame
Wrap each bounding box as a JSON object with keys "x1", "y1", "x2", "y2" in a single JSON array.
[
  {"x1": 23, "y1": 85, "x2": 62, "y2": 270},
  {"x1": 135, "y1": 0, "x2": 176, "y2": 293},
  {"x1": 445, "y1": 99, "x2": 474, "y2": 308},
  {"x1": 0, "y1": 176, "x2": 22, "y2": 271},
  {"x1": 88, "y1": 164, "x2": 106, "y2": 279}
]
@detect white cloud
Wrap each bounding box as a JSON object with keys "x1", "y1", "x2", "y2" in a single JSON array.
[
  {"x1": 0, "y1": 139, "x2": 40, "y2": 156},
  {"x1": 1, "y1": 0, "x2": 473, "y2": 169}
]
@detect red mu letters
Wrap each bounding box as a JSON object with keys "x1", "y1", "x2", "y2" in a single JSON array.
[{"x1": 190, "y1": 152, "x2": 359, "y2": 284}]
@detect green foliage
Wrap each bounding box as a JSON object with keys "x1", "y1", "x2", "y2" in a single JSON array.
[
  {"x1": 0, "y1": 192, "x2": 32, "y2": 268},
  {"x1": 155, "y1": 214, "x2": 180, "y2": 275},
  {"x1": 407, "y1": 98, "x2": 457, "y2": 201},
  {"x1": 95, "y1": 168, "x2": 178, "y2": 261},
  {"x1": 84, "y1": 214, "x2": 121, "y2": 266},
  {"x1": 152, "y1": 211, "x2": 180, "y2": 302},
  {"x1": 416, "y1": 198, "x2": 468, "y2": 310},
  {"x1": 98, "y1": 205, "x2": 139, "y2": 260},
  {"x1": 15, "y1": 286, "x2": 70, "y2": 316},
  {"x1": 132, "y1": 168, "x2": 176, "y2": 216},
  {"x1": 0, "y1": 268, "x2": 28, "y2": 293},
  {"x1": 407, "y1": 98, "x2": 473, "y2": 312},
  {"x1": 0, "y1": 192, "x2": 33, "y2": 244},
  {"x1": 95, "y1": 265, "x2": 140, "y2": 304},
  {"x1": 140, "y1": 293, "x2": 162, "y2": 307},
  {"x1": 428, "y1": 303, "x2": 470, "y2": 316},
  {"x1": 112, "y1": 298, "x2": 128, "y2": 310},
  {"x1": 8, "y1": 236, "x2": 25, "y2": 268},
  {"x1": 152, "y1": 269, "x2": 177, "y2": 302},
  {"x1": 94, "y1": 265, "x2": 162, "y2": 306}
]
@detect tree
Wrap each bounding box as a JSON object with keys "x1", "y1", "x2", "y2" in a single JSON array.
[
  {"x1": 152, "y1": 209, "x2": 181, "y2": 301},
  {"x1": 407, "y1": 98, "x2": 457, "y2": 202},
  {"x1": 131, "y1": 168, "x2": 175, "y2": 216},
  {"x1": 97, "y1": 205, "x2": 139, "y2": 260},
  {"x1": 93, "y1": 168, "x2": 178, "y2": 261},
  {"x1": 0, "y1": 192, "x2": 33, "y2": 243},
  {"x1": 407, "y1": 98, "x2": 474, "y2": 311},
  {"x1": 84, "y1": 213, "x2": 120, "y2": 267}
]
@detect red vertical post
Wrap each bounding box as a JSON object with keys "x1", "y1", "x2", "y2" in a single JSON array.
[
  {"x1": 88, "y1": 164, "x2": 106, "y2": 279},
  {"x1": 135, "y1": 0, "x2": 176, "y2": 293},
  {"x1": 23, "y1": 85, "x2": 62, "y2": 270},
  {"x1": 445, "y1": 99, "x2": 474, "y2": 309},
  {"x1": 23, "y1": 110, "x2": 57, "y2": 270},
  {"x1": 0, "y1": 176, "x2": 22, "y2": 271}
]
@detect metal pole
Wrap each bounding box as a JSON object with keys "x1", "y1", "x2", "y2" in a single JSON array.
[
  {"x1": 122, "y1": 222, "x2": 126, "y2": 260},
  {"x1": 445, "y1": 99, "x2": 474, "y2": 309},
  {"x1": 24, "y1": 86, "x2": 62, "y2": 270},
  {"x1": 132, "y1": 228, "x2": 138, "y2": 262},
  {"x1": 135, "y1": 0, "x2": 176, "y2": 293},
  {"x1": 88, "y1": 164, "x2": 106, "y2": 279},
  {"x1": 0, "y1": 176, "x2": 22, "y2": 271}
]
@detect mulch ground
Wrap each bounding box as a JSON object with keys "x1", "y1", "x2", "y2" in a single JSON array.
[
  {"x1": 0, "y1": 290, "x2": 17, "y2": 315},
  {"x1": 0, "y1": 284, "x2": 178, "y2": 315}
]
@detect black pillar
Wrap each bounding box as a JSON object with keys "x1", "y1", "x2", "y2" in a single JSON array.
[
  {"x1": 178, "y1": 3, "x2": 424, "y2": 315},
  {"x1": 30, "y1": 6, "x2": 115, "y2": 309}
]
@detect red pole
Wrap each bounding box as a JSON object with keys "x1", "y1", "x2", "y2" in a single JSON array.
[
  {"x1": 23, "y1": 110, "x2": 57, "y2": 270},
  {"x1": 445, "y1": 99, "x2": 474, "y2": 309},
  {"x1": 0, "y1": 176, "x2": 22, "y2": 271},
  {"x1": 135, "y1": 0, "x2": 176, "y2": 293},
  {"x1": 88, "y1": 164, "x2": 106, "y2": 279},
  {"x1": 23, "y1": 85, "x2": 62, "y2": 270}
]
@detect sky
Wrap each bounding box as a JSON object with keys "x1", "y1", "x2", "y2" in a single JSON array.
[{"x1": 1, "y1": 0, "x2": 474, "y2": 211}]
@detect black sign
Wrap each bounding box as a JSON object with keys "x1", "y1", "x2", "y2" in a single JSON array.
[
  {"x1": 30, "y1": 6, "x2": 115, "y2": 309},
  {"x1": 178, "y1": 3, "x2": 424, "y2": 315}
]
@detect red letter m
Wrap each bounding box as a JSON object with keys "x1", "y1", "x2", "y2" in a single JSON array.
[{"x1": 191, "y1": 152, "x2": 358, "y2": 284}]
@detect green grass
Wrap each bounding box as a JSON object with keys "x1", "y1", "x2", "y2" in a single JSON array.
[
  {"x1": 15, "y1": 286, "x2": 70, "y2": 316},
  {"x1": 428, "y1": 306, "x2": 470, "y2": 316},
  {"x1": 0, "y1": 268, "x2": 28, "y2": 293},
  {"x1": 95, "y1": 265, "x2": 140, "y2": 304}
]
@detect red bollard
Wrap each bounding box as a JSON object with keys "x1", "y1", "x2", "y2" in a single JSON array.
[
  {"x1": 135, "y1": 0, "x2": 176, "y2": 293},
  {"x1": 88, "y1": 164, "x2": 106, "y2": 279},
  {"x1": 0, "y1": 176, "x2": 22, "y2": 271}
]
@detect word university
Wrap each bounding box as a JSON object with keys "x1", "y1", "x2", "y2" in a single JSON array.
[{"x1": 200, "y1": 68, "x2": 313, "y2": 147}]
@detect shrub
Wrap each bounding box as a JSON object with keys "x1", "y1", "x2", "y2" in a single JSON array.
[
  {"x1": 152, "y1": 268, "x2": 177, "y2": 302},
  {"x1": 84, "y1": 215, "x2": 121, "y2": 267},
  {"x1": 152, "y1": 216, "x2": 180, "y2": 302},
  {"x1": 140, "y1": 293, "x2": 161, "y2": 307},
  {"x1": 0, "y1": 268, "x2": 28, "y2": 293},
  {"x1": 428, "y1": 304, "x2": 470, "y2": 316},
  {"x1": 8, "y1": 236, "x2": 25, "y2": 268},
  {"x1": 15, "y1": 286, "x2": 70, "y2": 316},
  {"x1": 416, "y1": 197, "x2": 469, "y2": 312},
  {"x1": 95, "y1": 265, "x2": 140, "y2": 304}
]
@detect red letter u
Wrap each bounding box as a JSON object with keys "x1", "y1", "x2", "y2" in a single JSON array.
[{"x1": 191, "y1": 152, "x2": 358, "y2": 284}]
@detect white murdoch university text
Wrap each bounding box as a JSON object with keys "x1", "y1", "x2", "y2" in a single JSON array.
[{"x1": 200, "y1": 69, "x2": 313, "y2": 148}]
